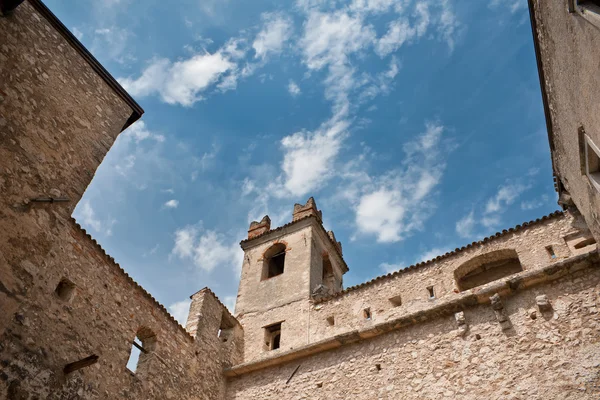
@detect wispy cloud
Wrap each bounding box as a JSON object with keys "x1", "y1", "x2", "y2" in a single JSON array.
[
  {"x1": 253, "y1": 12, "x2": 293, "y2": 60},
  {"x1": 164, "y1": 199, "x2": 179, "y2": 209},
  {"x1": 288, "y1": 80, "x2": 302, "y2": 97},
  {"x1": 455, "y1": 210, "x2": 475, "y2": 238},
  {"x1": 168, "y1": 299, "x2": 191, "y2": 326},
  {"x1": 353, "y1": 122, "x2": 448, "y2": 243},
  {"x1": 171, "y1": 225, "x2": 243, "y2": 273}
]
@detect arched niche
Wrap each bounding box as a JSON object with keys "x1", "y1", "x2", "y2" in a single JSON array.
[{"x1": 454, "y1": 249, "x2": 523, "y2": 291}]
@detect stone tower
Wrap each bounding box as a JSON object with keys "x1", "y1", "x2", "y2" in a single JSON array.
[{"x1": 234, "y1": 197, "x2": 348, "y2": 360}]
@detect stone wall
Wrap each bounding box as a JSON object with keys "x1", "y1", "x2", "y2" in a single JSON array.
[
  {"x1": 226, "y1": 257, "x2": 600, "y2": 399},
  {"x1": 308, "y1": 212, "x2": 588, "y2": 343},
  {"x1": 0, "y1": 2, "x2": 237, "y2": 399},
  {"x1": 531, "y1": 0, "x2": 600, "y2": 241}
]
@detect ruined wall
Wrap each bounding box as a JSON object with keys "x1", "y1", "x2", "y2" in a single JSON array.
[
  {"x1": 531, "y1": 0, "x2": 600, "y2": 241},
  {"x1": 0, "y1": 2, "x2": 235, "y2": 399},
  {"x1": 226, "y1": 259, "x2": 600, "y2": 399}
]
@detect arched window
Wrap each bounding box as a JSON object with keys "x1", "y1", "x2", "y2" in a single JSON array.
[
  {"x1": 454, "y1": 249, "x2": 523, "y2": 291},
  {"x1": 262, "y1": 243, "x2": 286, "y2": 280},
  {"x1": 127, "y1": 327, "x2": 156, "y2": 374},
  {"x1": 322, "y1": 253, "x2": 334, "y2": 282}
]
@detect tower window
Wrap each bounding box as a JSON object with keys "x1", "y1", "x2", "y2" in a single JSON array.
[
  {"x1": 262, "y1": 243, "x2": 286, "y2": 280},
  {"x1": 264, "y1": 322, "x2": 282, "y2": 351}
]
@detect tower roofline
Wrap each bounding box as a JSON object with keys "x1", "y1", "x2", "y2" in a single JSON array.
[{"x1": 240, "y1": 215, "x2": 349, "y2": 273}]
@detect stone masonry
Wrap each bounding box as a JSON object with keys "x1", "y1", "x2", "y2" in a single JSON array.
[{"x1": 2, "y1": 0, "x2": 600, "y2": 399}]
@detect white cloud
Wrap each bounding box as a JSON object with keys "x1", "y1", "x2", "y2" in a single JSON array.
[
  {"x1": 122, "y1": 120, "x2": 165, "y2": 143},
  {"x1": 490, "y1": 0, "x2": 527, "y2": 13},
  {"x1": 223, "y1": 296, "x2": 237, "y2": 313},
  {"x1": 280, "y1": 117, "x2": 349, "y2": 196},
  {"x1": 288, "y1": 80, "x2": 302, "y2": 97},
  {"x1": 78, "y1": 201, "x2": 102, "y2": 232},
  {"x1": 379, "y1": 262, "x2": 404, "y2": 274},
  {"x1": 376, "y1": 19, "x2": 416, "y2": 57},
  {"x1": 119, "y1": 53, "x2": 235, "y2": 107},
  {"x1": 521, "y1": 194, "x2": 550, "y2": 210},
  {"x1": 164, "y1": 199, "x2": 179, "y2": 209},
  {"x1": 253, "y1": 13, "x2": 293, "y2": 60},
  {"x1": 171, "y1": 226, "x2": 243, "y2": 273},
  {"x1": 354, "y1": 122, "x2": 447, "y2": 243},
  {"x1": 168, "y1": 300, "x2": 191, "y2": 327},
  {"x1": 456, "y1": 210, "x2": 475, "y2": 238},
  {"x1": 485, "y1": 183, "x2": 529, "y2": 214},
  {"x1": 350, "y1": 0, "x2": 398, "y2": 14},
  {"x1": 416, "y1": 247, "x2": 452, "y2": 263},
  {"x1": 72, "y1": 27, "x2": 84, "y2": 40},
  {"x1": 356, "y1": 189, "x2": 405, "y2": 242},
  {"x1": 92, "y1": 26, "x2": 134, "y2": 65}
]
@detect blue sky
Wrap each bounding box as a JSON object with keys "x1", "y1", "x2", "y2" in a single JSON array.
[{"x1": 46, "y1": 0, "x2": 557, "y2": 324}]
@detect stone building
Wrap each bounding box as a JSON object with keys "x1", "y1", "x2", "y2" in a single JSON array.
[{"x1": 1, "y1": 0, "x2": 600, "y2": 399}]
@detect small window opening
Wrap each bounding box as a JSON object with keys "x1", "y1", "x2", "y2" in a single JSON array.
[
  {"x1": 475, "y1": 334, "x2": 481, "y2": 340},
  {"x1": 316, "y1": 382, "x2": 323, "y2": 388},
  {"x1": 262, "y1": 243, "x2": 286, "y2": 280},
  {"x1": 389, "y1": 294, "x2": 402, "y2": 307},
  {"x1": 218, "y1": 311, "x2": 235, "y2": 343},
  {"x1": 127, "y1": 327, "x2": 156, "y2": 374},
  {"x1": 375, "y1": 363, "x2": 382, "y2": 371},
  {"x1": 55, "y1": 278, "x2": 75, "y2": 302},
  {"x1": 326, "y1": 316, "x2": 335, "y2": 326},
  {"x1": 264, "y1": 322, "x2": 282, "y2": 351},
  {"x1": 546, "y1": 246, "x2": 557, "y2": 259},
  {"x1": 427, "y1": 286, "x2": 435, "y2": 299},
  {"x1": 584, "y1": 134, "x2": 600, "y2": 192},
  {"x1": 322, "y1": 253, "x2": 335, "y2": 289},
  {"x1": 363, "y1": 308, "x2": 372, "y2": 320},
  {"x1": 574, "y1": 237, "x2": 597, "y2": 249}
]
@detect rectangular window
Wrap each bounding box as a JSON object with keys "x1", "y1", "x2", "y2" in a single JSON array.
[
  {"x1": 571, "y1": 1, "x2": 600, "y2": 29},
  {"x1": 584, "y1": 134, "x2": 600, "y2": 193},
  {"x1": 388, "y1": 294, "x2": 402, "y2": 307},
  {"x1": 546, "y1": 246, "x2": 557, "y2": 259},
  {"x1": 363, "y1": 308, "x2": 371, "y2": 320},
  {"x1": 427, "y1": 286, "x2": 435, "y2": 299},
  {"x1": 263, "y1": 322, "x2": 282, "y2": 351}
]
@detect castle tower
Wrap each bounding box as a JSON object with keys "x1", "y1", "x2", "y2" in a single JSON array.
[{"x1": 235, "y1": 198, "x2": 348, "y2": 360}]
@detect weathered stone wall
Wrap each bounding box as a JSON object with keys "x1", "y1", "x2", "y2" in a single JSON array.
[
  {"x1": 0, "y1": 3, "x2": 235, "y2": 399},
  {"x1": 236, "y1": 215, "x2": 348, "y2": 364},
  {"x1": 226, "y1": 259, "x2": 600, "y2": 399},
  {"x1": 531, "y1": 0, "x2": 600, "y2": 241},
  {"x1": 308, "y1": 212, "x2": 589, "y2": 343}
]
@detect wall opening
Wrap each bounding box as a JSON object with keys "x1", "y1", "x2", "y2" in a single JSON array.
[
  {"x1": 546, "y1": 246, "x2": 557, "y2": 259},
  {"x1": 574, "y1": 237, "x2": 596, "y2": 249},
  {"x1": 427, "y1": 286, "x2": 435, "y2": 299},
  {"x1": 389, "y1": 294, "x2": 402, "y2": 306},
  {"x1": 584, "y1": 133, "x2": 600, "y2": 192},
  {"x1": 264, "y1": 322, "x2": 282, "y2": 351},
  {"x1": 55, "y1": 278, "x2": 75, "y2": 302},
  {"x1": 262, "y1": 243, "x2": 286, "y2": 280},
  {"x1": 218, "y1": 311, "x2": 235, "y2": 342},
  {"x1": 127, "y1": 327, "x2": 156, "y2": 374},
  {"x1": 454, "y1": 249, "x2": 523, "y2": 291},
  {"x1": 363, "y1": 308, "x2": 372, "y2": 320},
  {"x1": 326, "y1": 316, "x2": 335, "y2": 326}
]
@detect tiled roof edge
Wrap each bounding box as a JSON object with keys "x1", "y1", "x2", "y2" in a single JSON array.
[
  {"x1": 69, "y1": 218, "x2": 193, "y2": 341},
  {"x1": 314, "y1": 210, "x2": 565, "y2": 304}
]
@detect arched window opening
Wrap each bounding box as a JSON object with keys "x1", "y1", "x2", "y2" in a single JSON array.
[
  {"x1": 455, "y1": 249, "x2": 523, "y2": 291},
  {"x1": 217, "y1": 311, "x2": 235, "y2": 343},
  {"x1": 127, "y1": 327, "x2": 156, "y2": 374},
  {"x1": 262, "y1": 243, "x2": 286, "y2": 280}
]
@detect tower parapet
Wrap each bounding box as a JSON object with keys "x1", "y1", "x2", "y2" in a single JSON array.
[
  {"x1": 292, "y1": 197, "x2": 322, "y2": 222},
  {"x1": 247, "y1": 215, "x2": 271, "y2": 239}
]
